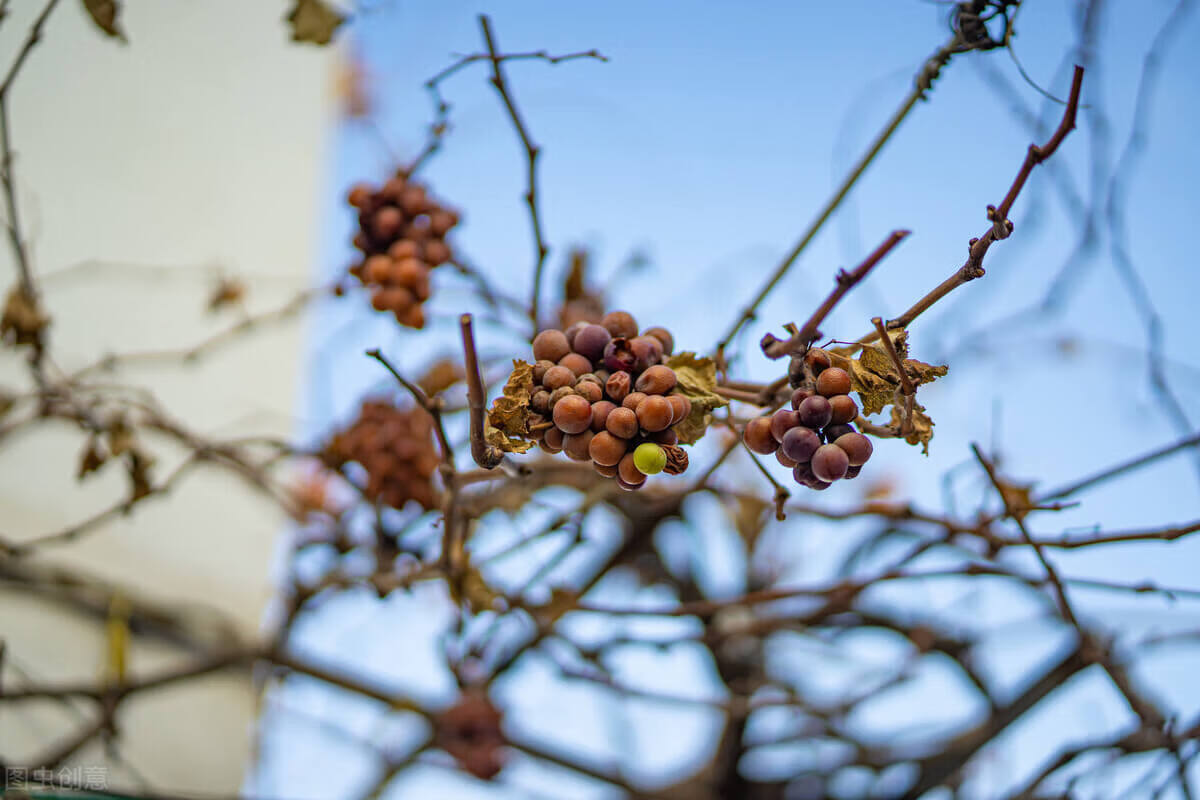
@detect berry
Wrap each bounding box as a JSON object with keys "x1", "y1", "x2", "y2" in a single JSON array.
[
  {"x1": 549, "y1": 386, "x2": 576, "y2": 406},
  {"x1": 564, "y1": 321, "x2": 588, "y2": 350},
  {"x1": 543, "y1": 427, "x2": 564, "y2": 451},
  {"x1": 605, "y1": 407, "x2": 638, "y2": 439},
  {"x1": 558, "y1": 352, "x2": 593, "y2": 377},
  {"x1": 543, "y1": 366, "x2": 575, "y2": 391},
  {"x1": 531, "y1": 390, "x2": 551, "y2": 415},
  {"x1": 602, "y1": 338, "x2": 637, "y2": 373},
  {"x1": 816, "y1": 367, "x2": 852, "y2": 397},
  {"x1": 633, "y1": 443, "x2": 667, "y2": 475},
  {"x1": 532, "y1": 360, "x2": 555, "y2": 384},
  {"x1": 629, "y1": 336, "x2": 664, "y2": 371},
  {"x1": 594, "y1": 462, "x2": 619, "y2": 478},
  {"x1": 372, "y1": 206, "x2": 403, "y2": 239},
  {"x1": 798, "y1": 395, "x2": 833, "y2": 428},
  {"x1": 743, "y1": 417, "x2": 778, "y2": 455},
  {"x1": 652, "y1": 429, "x2": 678, "y2": 446},
  {"x1": 589, "y1": 431, "x2": 628, "y2": 467},
  {"x1": 605, "y1": 371, "x2": 632, "y2": 403},
  {"x1": 781, "y1": 426, "x2": 821, "y2": 464},
  {"x1": 823, "y1": 423, "x2": 855, "y2": 442},
  {"x1": 601, "y1": 310, "x2": 639, "y2": 339},
  {"x1": 552, "y1": 395, "x2": 592, "y2": 434},
  {"x1": 616, "y1": 476, "x2": 644, "y2": 491},
  {"x1": 562, "y1": 430, "x2": 595, "y2": 461},
  {"x1": 617, "y1": 453, "x2": 646, "y2": 485},
  {"x1": 776, "y1": 448, "x2": 798, "y2": 469},
  {"x1": 811, "y1": 444, "x2": 850, "y2": 482},
  {"x1": 636, "y1": 395, "x2": 673, "y2": 432},
  {"x1": 636, "y1": 365, "x2": 677, "y2": 395},
  {"x1": 805, "y1": 348, "x2": 831, "y2": 375},
  {"x1": 533, "y1": 329, "x2": 571, "y2": 363},
  {"x1": 347, "y1": 184, "x2": 371, "y2": 208},
  {"x1": 642, "y1": 326, "x2": 674, "y2": 355},
  {"x1": 591, "y1": 400, "x2": 616, "y2": 431},
  {"x1": 666, "y1": 394, "x2": 691, "y2": 424},
  {"x1": 575, "y1": 380, "x2": 603, "y2": 404},
  {"x1": 834, "y1": 432, "x2": 873, "y2": 466},
  {"x1": 572, "y1": 324, "x2": 612, "y2": 362},
  {"x1": 770, "y1": 409, "x2": 801, "y2": 443},
  {"x1": 828, "y1": 394, "x2": 858, "y2": 425},
  {"x1": 790, "y1": 388, "x2": 814, "y2": 410},
  {"x1": 622, "y1": 392, "x2": 647, "y2": 411}
]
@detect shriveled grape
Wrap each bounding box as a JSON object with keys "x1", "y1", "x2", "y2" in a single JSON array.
[
  {"x1": 605, "y1": 371, "x2": 631, "y2": 403},
  {"x1": 635, "y1": 365, "x2": 677, "y2": 395}
]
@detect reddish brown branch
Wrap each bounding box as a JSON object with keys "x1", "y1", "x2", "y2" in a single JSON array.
[
  {"x1": 761, "y1": 229, "x2": 910, "y2": 359},
  {"x1": 459, "y1": 313, "x2": 504, "y2": 469}
]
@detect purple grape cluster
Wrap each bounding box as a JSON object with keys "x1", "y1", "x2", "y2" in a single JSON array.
[{"x1": 743, "y1": 349, "x2": 873, "y2": 491}]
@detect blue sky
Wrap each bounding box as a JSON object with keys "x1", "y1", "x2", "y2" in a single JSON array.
[{"x1": 258, "y1": 2, "x2": 1200, "y2": 797}]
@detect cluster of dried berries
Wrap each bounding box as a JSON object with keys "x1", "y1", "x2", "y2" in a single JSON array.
[
  {"x1": 435, "y1": 691, "x2": 506, "y2": 780},
  {"x1": 321, "y1": 399, "x2": 438, "y2": 510},
  {"x1": 346, "y1": 170, "x2": 459, "y2": 329},
  {"x1": 743, "y1": 348, "x2": 874, "y2": 490},
  {"x1": 526, "y1": 310, "x2": 692, "y2": 490}
]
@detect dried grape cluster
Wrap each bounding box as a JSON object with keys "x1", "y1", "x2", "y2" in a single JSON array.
[
  {"x1": 743, "y1": 348, "x2": 874, "y2": 491},
  {"x1": 321, "y1": 399, "x2": 439, "y2": 510},
  {"x1": 346, "y1": 170, "x2": 460, "y2": 329},
  {"x1": 527, "y1": 310, "x2": 692, "y2": 490}
]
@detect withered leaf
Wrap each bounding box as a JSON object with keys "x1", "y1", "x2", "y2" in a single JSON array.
[
  {"x1": 1, "y1": 285, "x2": 50, "y2": 346},
  {"x1": 285, "y1": 0, "x2": 345, "y2": 46},
  {"x1": 665, "y1": 352, "x2": 728, "y2": 445},
  {"x1": 847, "y1": 329, "x2": 947, "y2": 417},
  {"x1": 485, "y1": 359, "x2": 535, "y2": 454},
  {"x1": 889, "y1": 399, "x2": 936, "y2": 455},
  {"x1": 417, "y1": 358, "x2": 463, "y2": 397},
  {"x1": 80, "y1": 0, "x2": 127, "y2": 42},
  {"x1": 77, "y1": 438, "x2": 108, "y2": 480}
]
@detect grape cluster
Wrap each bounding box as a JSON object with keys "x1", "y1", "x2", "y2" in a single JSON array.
[
  {"x1": 321, "y1": 399, "x2": 439, "y2": 510},
  {"x1": 346, "y1": 171, "x2": 460, "y2": 329},
  {"x1": 743, "y1": 348, "x2": 874, "y2": 491},
  {"x1": 526, "y1": 310, "x2": 692, "y2": 491}
]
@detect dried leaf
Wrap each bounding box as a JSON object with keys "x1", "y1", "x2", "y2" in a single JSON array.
[
  {"x1": 452, "y1": 565, "x2": 502, "y2": 613},
  {"x1": 418, "y1": 358, "x2": 463, "y2": 397},
  {"x1": 485, "y1": 359, "x2": 536, "y2": 454},
  {"x1": 996, "y1": 478, "x2": 1036, "y2": 521},
  {"x1": 207, "y1": 278, "x2": 246, "y2": 313},
  {"x1": 665, "y1": 352, "x2": 728, "y2": 445},
  {"x1": 285, "y1": 0, "x2": 345, "y2": 46},
  {"x1": 1, "y1": 285, "x2": 49, "y2": 346},
  {"x1": 727, "y1": 494, "x2": 770, "y2": 550},
  {"x1": 847, "y1": 329, "x2": 947, "y2": 417},
  {"x1": 80, "y1": 0, "x2": 126, "y2": 42},
  {"x1": 77, "y1": 438, "x2": 108, "y2": 481},
  {"x1": 661, "y1": 444, "x2": 689, "y2": 475},
  {"x1": 889, "y1": 400, "x2": 936, "y2": 455}
]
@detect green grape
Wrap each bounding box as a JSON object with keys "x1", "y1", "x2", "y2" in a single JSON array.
[{"x1": 633, "y1": 442, "x2": 667, "y2": 475}]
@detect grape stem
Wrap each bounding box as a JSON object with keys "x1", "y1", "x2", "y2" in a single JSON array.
[
  {"x1": 459, "y1": 313, "x2": 506, "y2": 470},
  {"x1": 760, "y1": 229, "x2": 910, "y2": 360}
]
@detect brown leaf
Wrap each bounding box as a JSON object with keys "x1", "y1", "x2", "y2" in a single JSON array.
[
  {"x1": 485, "y1": 359, "x2": 536, "y2": 454},
  {"x1": 997, "y1": 479, "x2": 1036, "y2": 521},
  {"x1": 207, "y1": 278, "x2": 246, "y2": 313},
  {"x1": 889, "y1": 400, "x2": 936, "y2": 455},
  {"x1": 285, "y1": 0, "x2": 345, "y2": 46},
  {"x1": 417, "y1": 358, "x2": 463, "y2": 397},
  {"x1": 847, "y1": 329, "x2": 947, "y2": 417},
  {"x1": 1, "y1": 285, "x2": 49, "y2": 346},
  {"x1": 664, "y1": 352, "x2": 727, "y2": 445},
  {"x1": 77, "y1": 438, "x2": 108, "y2": 481},
  {"x1": 727, "y1": 494, "x2": 770, "y2": 550},
  {"x1": 80, "y1": 0, "x2": 126, "y2": 42}
]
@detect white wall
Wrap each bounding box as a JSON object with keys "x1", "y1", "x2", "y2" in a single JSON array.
[{"x1": 0, "y1": 1, "x2": 334, "y2": 792}]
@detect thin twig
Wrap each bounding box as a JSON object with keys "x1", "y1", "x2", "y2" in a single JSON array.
[{"x1": 459, "y1": 313, "x2": 504, "y2": 469}]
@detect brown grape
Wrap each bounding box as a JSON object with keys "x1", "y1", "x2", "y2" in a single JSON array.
[
  {"x1": 591, "y1": 400, "x2": 616, "y2": 431},
  {"x1": 558, "y1": 352, "x2": 593, "y2": 377},
  {"x1": 781, "y1": 426, "x2": 821, "y2": 463},
  {"x1": 770, "y1": 409, "x2": 801, "y2": 443},
  {"x1": 617, "y1": 452, "x2": 646, "y2": 485},
  {"x1": 543, "y1": 365, "x2": 575, "y2": 391},
  {"x1": 667, "y1": 394, "x2": 691, "y2": 424},
  {"x1": 549, "y1": 386, "x2": 576, "y2": 406},
  {"x1": 616, "y1": 477, "x2": 644, "y2": 491},
  {"x1": 364, "y1": 254, "x2": 392, "y2": 284},
  {"x1": 798, "y1": 395, "x2": 832, "y2": 428},
  {"x1": 805, "y1": 348, "x2": 831, "y2": 374},
  {"x1": 743, "y1": 417, "x2": 778, "y2": 455},
  {"x1": 823, "y1": 423, "x2": 855, "y2": 442},
  {"x1": 844, "y1": 464, "x2": 862, "y2": 479},
  {"x1": 533, "y1": 360, "x2": 555, "y2": 384},
  {"x1": 635, "y1": 365, "x2": 677, "y2": 395},
  {"x1": 629, "y1": 336, "x2": 664, "y2": 371},
  {"x1": 564, "y1": 321, "x2": 588, "y2": 350},
  {"x1": 816, "y1": 367, "x2": 851, "y2": 397},
  {"x1": 828, "y1": 394, "x2": 858, "y2": 425},
  {"x1": 531, "y1": 390, "x2": 551, "y2": 414},
  {"x1": 347, "y1": 184, "x2": 371, "y2": 208},
  {"x1": 562, "y1": 430, "x2": 595, "y2": 461},
  {"x1": 606, "y1": 406, "x2": 638, "y2": 439},
  {"x1": 790, "y1": 388, "x2": 814, "y2": 410},
  {"x1": 533, "y1": 329, "x2": 571, "y2": 363},
  {"x1": 622, "y1": 392, "x2": 647, "y2": 411},
  {"x1": 833, "y1": 432, "x2": 873, "y2": 466},
  {"x1": 651, "y1": 429, "x2": 678, "y2": 446},
  {"x1": 588, "y1": 431, "x2": 628, "y2": 467},
  {"x1": 575, "y1": 381, "x2": 603, "y2": 404},
  {"x1": 642, "y1": 326, "x2": 674, "y2": 356},
  {"x1": 428, "y1": 209, "x2": 458, "y2": 237},
  {"x1": 776, "y1": 448, "x2": 798, "y2": 469},
  {"x1": 601, "y1": 310, "x2": 639, "y2": 339},
  {"x1": 541, "y1": 427, "x2": 564, "y2": 453},
  {"x1": 553, "y1": 395, "x2": 593, "y2": 434},
  {"x1": 572, "y1": 324, "x2": 612, "y2": 362},
  {"x1": 637, "y1": 396, "x2": 672, "y2": 432},
  {"x1": 422, "y1": 239, "x2": 451, "y2": 266},
  {"x1": 594, "y1": 462, "x2": 619, "y2": 478},
  {"x1": 605, "y1": 371, "x2": 631, "y2": 403},
  {"x1": 389, "y1": 240, "x2": 420, "y2": 260},
  {"x1": 811, "y1": 444, "x2": 850, "y2": 482},
  {"x1": 372, "y1": 206, "x2": 403, "y2": 239}
]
